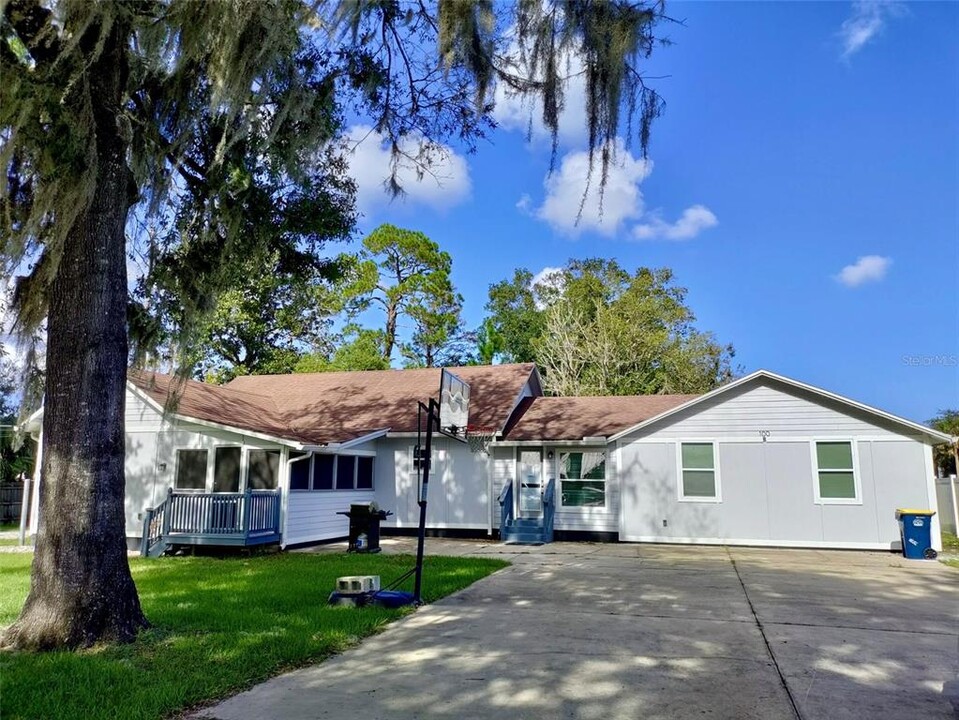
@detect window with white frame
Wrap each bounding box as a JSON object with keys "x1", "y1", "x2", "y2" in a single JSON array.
[
  {"x1": 814, "y1": 441, "x2": 858, "y2": 502},
  {"x1": 175, "y1": 449, "x2": 208, "y2": 490},
  {"x1": 679, "y1": 443, "x2": 720, "y2": 501},
  {"x1": 558, "y1": 450, "x2": 606, "y2": 507}
]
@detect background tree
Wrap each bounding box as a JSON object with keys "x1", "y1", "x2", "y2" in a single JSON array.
[
  {"x1": 485, "y1": 269, "x2": 549, "y2": 363},
  {"x1": 529, "y1": 262, "x2": 735, "y2": 395},
  {"x1": 929, "y1": 409, "x2": 959, "y2": 476},
  {"x1": 294, "y1": 326, "x2": 391, "y2": 373},
  {"x1": 342, "y1": 224, "x2": 459, "y2": 363},
  {"x1": 1, "y1": 0, "x2": 671, "y2": 649},
  {"x1": 144, "y1": 249, "x2": 347, "y2": 384},
  {"x1": 400, "y1": 295, "x2": 473, "y2": 369},
  {"x1": 475, "y1": 318, "x2": 505, "y2": 365}
]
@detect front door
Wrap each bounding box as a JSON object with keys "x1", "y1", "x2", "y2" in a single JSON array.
[{"x1": 517, "y1": 449, "x2": 543, "y2": 518}]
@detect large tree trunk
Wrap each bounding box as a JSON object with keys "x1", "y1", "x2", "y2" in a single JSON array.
[{"x1": 2, "y1": 14, "x2": 148, "y2": 650}]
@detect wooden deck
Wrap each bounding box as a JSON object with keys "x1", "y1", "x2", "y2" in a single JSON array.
[{"x1": 141, "y1": 489, "x2": 281, "y2": 557}]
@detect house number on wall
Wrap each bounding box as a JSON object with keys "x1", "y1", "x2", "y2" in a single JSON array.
[{"x1": 759, "y1": 430, "x2": 771, "y2": 442}]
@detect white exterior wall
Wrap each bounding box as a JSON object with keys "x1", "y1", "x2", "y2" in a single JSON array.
[
  {"x1": 374, "y1": 436, "x2": 491, "y2": 531},
  {"x1": 284, "y1": 490, "x2": 375, "y2": 546},
  {"x1": 618, "y1": 379, "x2": 940, "y2": 550},
  {"x1": 121, "y1": 388, "x2": 289, "y2": 539},
  {"x1": 488, "y1": 444, "x2": 619, "y2": 534},
  {"x1": 935, "y1": 476, "x2": 958, "y2": 535},
  {"x1": 549, "y1": 444, "x2": 619, "y2": 534}
]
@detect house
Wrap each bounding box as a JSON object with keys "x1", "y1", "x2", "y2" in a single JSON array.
[{"x1": 24, "y1": 365, "x2": 951, "y2": 554}]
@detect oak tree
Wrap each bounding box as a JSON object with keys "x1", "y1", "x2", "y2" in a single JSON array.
[{"x1": 1, "y1": 0, "x2": 672, "y2": 648}]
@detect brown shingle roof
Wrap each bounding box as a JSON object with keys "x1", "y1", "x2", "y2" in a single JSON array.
[
  {"x1": 502, "y1": 394, "x2": 699, "y2": 441},
  {"x1": 128, "y1": 370, "x2": 301, "y2": 441},
  {"x1": 129, "y1": 364, "x2": 536, "y2": 445}
]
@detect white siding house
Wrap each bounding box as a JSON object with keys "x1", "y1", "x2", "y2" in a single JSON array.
[
  {"x1": 25, "y1": 366, "x2": 951, "y2": 554},
  {"x1": 610, "y1": 373, "x2": 946, "y2": 550}
]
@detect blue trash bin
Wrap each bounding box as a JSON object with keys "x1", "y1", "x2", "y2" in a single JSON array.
[{"x1": 895, "y1": 509, "x2": 937, "y2": 560}]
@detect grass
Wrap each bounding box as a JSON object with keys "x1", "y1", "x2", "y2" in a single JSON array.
[
  {"x1": 940, "y1": 530, "x2": 959, "y2": 554},
  {"x1": 942, "y1": 559, "x2": 959, "y2": 570},
  {"x1": 0, "y1": 521, "x2": 20, "y2": 532},
  {"x1": 0, "y1": 551, "x2": 507, "y2": 720}
]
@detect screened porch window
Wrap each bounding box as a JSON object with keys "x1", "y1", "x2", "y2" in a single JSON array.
[
  {"x1": 356, "y1": 457, "x2": 374, "y2": 490},
  {"x1": 815, "y1": 441, "x2": 858, "y2": 502},
  {"x1": 559, "y1": 451, "x2": 606, "y2": 507},
  {"x1": 335, "y1": 456, "x2": 356, "y2": 489},
  {"x1": 248, "y1": 450, "x2": 280, "y2": 490},
  {"x1": 312, "y1": 455, "x2": 335, "y2": 490},
  {"x1": 213, "y1": 447, "x2": 241, "y2": 493},
  {"x1": 289, "y1": 454, "x2": 311, "y2": 490},
  {"x1": 175, "y1": 449, "x2": 208, "y2": 490}
]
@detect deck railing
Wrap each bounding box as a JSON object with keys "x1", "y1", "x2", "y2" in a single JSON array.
[
  {"x1": 141, "y1": 488, "x2": 281, "y2": 556},
  {"x1": 542, "y1": 478, "x2": 555, "y2": 543},
  {"x1": 498, "y1": 481, "x2": 514, "y2": 539}
]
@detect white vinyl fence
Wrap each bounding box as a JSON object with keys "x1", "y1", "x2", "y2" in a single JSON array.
[{"x1": 935, "y1": 475, "x2": 959, "y2": 536}]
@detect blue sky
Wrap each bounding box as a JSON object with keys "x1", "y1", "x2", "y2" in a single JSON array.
[{"x1": 343, "y1": 1, "x2": 959, "y2": 424}]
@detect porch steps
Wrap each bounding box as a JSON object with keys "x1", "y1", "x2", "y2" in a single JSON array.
[
  {"x1": 501, "y1": 518, "x2": 548, "y2": 545},
  {"x1": 499, "y1": 478, "x2": 555, "y2": 546}
]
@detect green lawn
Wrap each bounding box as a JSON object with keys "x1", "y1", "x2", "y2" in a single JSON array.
[
  {"x1": 941, "y1": 530, "x2": 959, "y2": 554},
  {"x1": 0, "y1": 551, "x2": 507, "y2": 720}
]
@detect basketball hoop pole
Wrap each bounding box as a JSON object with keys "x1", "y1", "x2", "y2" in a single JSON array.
[{"x1": 413, "y1": 397, "x2": 440, "y2": 604}]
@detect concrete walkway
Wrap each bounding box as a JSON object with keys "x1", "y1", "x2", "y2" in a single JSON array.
[{"x1": 194, "y1": 539, "x2": 959, "y2": 720}]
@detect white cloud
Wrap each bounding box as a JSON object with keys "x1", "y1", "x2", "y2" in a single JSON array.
[
  {"x1": 344, "y1": 125, "x2": 471, "y2": 217},
  {"x1": 533, "y1": 144, "x2": 652, "y2": 237},
  {"x1": 835, "y1": 255, "x2": 892, "y2": 287},
  {"x1": 633, "y1": 205, "x2": 719, "y2": 241},
  {"x1": 839, "y1": 1, "x2": 905, "y2": 59}
]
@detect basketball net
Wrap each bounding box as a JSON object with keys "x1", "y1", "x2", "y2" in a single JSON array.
[{"x1": 467, "y1": 427, "x2": 496, "y2": 454}]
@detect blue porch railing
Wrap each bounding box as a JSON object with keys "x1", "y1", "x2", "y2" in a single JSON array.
[
  {"x1": 542, "y1": 478, "x2": 555, "y2": 543},
  {"x1": 141, "y1": 488, "x2": 281, "y2": 557},
  {"x1": 499, "y1": 477, "x2": 555, "y2": 545},
  {"x1": 498, "y1": 481, "x2": 514, "y2": 539}
]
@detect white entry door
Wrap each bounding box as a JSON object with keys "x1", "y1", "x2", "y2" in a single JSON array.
[{"x1": 517, "y1": 449, "x2": 543, "y2": 518}]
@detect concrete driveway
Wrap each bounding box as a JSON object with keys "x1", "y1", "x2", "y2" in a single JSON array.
[{"x1": 194, "y1": 539, "x2": 959, "y2": 720}]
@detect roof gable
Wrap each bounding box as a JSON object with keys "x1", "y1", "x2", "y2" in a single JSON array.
[{"x1": 607, "y1": 370, "x2": 952, "y2": 444}]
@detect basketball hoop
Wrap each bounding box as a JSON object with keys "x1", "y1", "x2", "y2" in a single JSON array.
[{"x1": 467, "y1": 426, "x2": 496, "y2": 454}]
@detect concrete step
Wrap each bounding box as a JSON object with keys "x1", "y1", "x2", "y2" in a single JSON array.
[
  {"x1": 503, "y1": 531, "x2": 546, "y2": 544},
  {"x1": 510, "y1": 519, "x2": 543, "y2": 528}
]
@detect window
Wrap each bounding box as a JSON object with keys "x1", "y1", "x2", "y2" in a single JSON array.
[
  {"x1": 679, "y1": 443, "x2": 720, "y2": 501},
  {"x1": 356, "y1": 457, "x2": 374, "y2": 490},
  {"x1": 289, "y1": 454, "x2": 311, "y2": 490},
  {"x1": 313, "y1": 455, "x2": 334, "y2": 490},
  {"x1": 559, "y1": 451, "x2": 606, "y2": 507},
  {"x1": 213, "y1": 447, "x2": 241, "y2": 493},
  {"x1": 814, "y1": 441, "x2": 858, "y2": 502},
  {"x1": 248, "y1": 450, "x2": 280, "y2": 490},
  {"x1": 336, "y1": 455, "x2": 356, "y2": 489},
  {"x1": 175, "y1": 449, "x2": 208, "y2": 490}
]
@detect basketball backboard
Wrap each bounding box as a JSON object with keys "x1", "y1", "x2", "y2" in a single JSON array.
[{"x1": 438, "y1": 369, "x2": 470, "y2": 441}]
